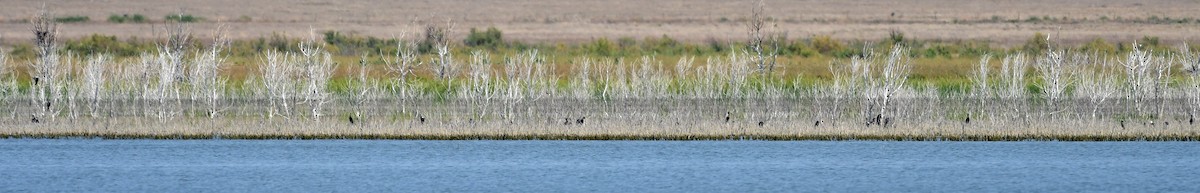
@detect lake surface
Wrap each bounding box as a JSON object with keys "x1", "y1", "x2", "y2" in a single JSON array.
[{"x1": 1, "y1": 140, "x2": 1197, "y2": 192}]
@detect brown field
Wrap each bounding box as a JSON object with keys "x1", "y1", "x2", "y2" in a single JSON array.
[{"x1": 1, "y1": 0, "x2": 1199, "y2": 46}]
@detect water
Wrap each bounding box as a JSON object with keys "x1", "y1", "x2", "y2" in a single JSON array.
[{"x1": 1, "y1": 140, "x2": 1197, "y2": 192}]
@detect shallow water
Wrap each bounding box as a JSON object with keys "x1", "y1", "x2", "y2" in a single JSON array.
[{"x1": 1, "y1": 140, "x2": 1197, "y2": 192}]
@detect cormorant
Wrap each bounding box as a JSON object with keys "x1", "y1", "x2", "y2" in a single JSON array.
[
  {"x1": 757, "y1": 121, "x2": 765, "y2": 127},
  {"x1": 348, "y1": 116, "x2": 355, "y2": 124},
  {"x1": 31, "y1": 116, "x2": 39, "y2": 123},
  {"x1": 418, "y1": 115, "x2": 425, "y2": 124},
  {"x1": 576, "y1": 117, "x2": 585, "y2": 125},
  {"x1": 814, "y1": 120, "x2": 821, "y2": 127},
  {"x1": 725, "y1": 112, "x2": 731, "y2": 123},
  {"x1": 563, "y1": 118, "x2": 571, "y2": 125}
]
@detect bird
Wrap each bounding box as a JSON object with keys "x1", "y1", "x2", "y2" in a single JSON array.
[
  {"x1": 964, "y1": 115, "x2": 971, "y2": 124},
  {"x1": 867, "y1": 114, "x2": 882, "y2": 126},
  {"x1": 1190, "y1": 115, "x2": 1195, "y2": 125},
  {"x1": 757, "y1": 121, "x2": 765, "y2": 127},
  {"x1": 418, "y1": 115, "x2": 426, "y2": 124},
  {"x1": 563, "y1": 118, "x2": 571, "y2": 125},
  {"x1": 576, "y1": 117, "x2": 585, "y2": 125},
  {"x1": 814, "y1": 120, "x2": 821, "y2": 127},
  {"x1": 348, "y1": 116, "x2": 355, "y2": 124},
  {"x1": 30, "y1": 116, "x2": 39, "y2": 123},
  {"x1": 1119, "y1": 120, "x2": 1125, "y2": 129},
  {"x1": 724, "y1": 111, "x2": 731, "y2": 123}
]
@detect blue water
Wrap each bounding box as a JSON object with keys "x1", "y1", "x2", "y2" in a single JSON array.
[{"x1": 0, "y1": 140, "x2": 1197, "y2": 192}]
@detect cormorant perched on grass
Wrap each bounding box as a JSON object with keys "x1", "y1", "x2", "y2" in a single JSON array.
[
  {"x1": 1119, "y1": 120, "x2": 1125, "y2": 129},
  {"x1": 1191, "y1": 115, "x2": 1195, "y2": 125},
  {"x1": 757, "y1": 121, "x2": 765, "y2": 127},
  {"x1": 964, "y1": 115, "x2": 971, "y2": 124},
  {"x1": 348, "y1": 116, "x2": 355, "y2": 124},
  {"x1": 31, "y1": 116, "x2": 39, "y2": 123},
  {"x1": 814, "y1": 120, "x2": 821, "y2": 127},
  {"x1": 418, "y1": 115, "x2": 425, "y2": 124},
  {"x1": 563, "y1": 118, "x2": 571, "y2": 125},
  {"x1": 576, "y1": 117, "x2": 585, "y2": 125},
  {"x1": 725, "y1": 112, "x2": 731, "y2": 123}
]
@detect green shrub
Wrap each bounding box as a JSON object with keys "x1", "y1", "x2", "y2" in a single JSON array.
[
  {"x1": 463, "y1": 27, "x2": 504, "y2": 49},
  {"x1": 54, "y1": 16, "x2": 89, "y2": 23},
  {"x1": 322, "y1": 31, "x2": 397, "y2": 55},
  {"x1": 107, "y1": 14, "x2": 146, "y2": 23},
  {"x1": 642, "y1": 35, "x2": 683, "y2": 55},
  {"x1": 810, "y1": 35, "x2": 846, "y2": 56},
  {"x1": 584, "y1": 38, "x2": 618, "y2": 57},
  {"x1": 165, "y1": 14, "x2": 202, "y2": 23},
  {"x1": 1080, "y1": 38, "x2": 1117, "y2": 54},
  {"x1": 63, "y1": 34, "x2": 153, "y2": 57},
  {"x1": 1021, "y1": 32, "x2": 1049, "y2": 53}
]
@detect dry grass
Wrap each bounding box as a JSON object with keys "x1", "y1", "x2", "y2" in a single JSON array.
[{"x1": 1, "y1": 0, "x2": 1198, "y2": 46}]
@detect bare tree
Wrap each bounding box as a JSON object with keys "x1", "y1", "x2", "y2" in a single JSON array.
[
  {"x1": 970, "y1": 55, "x2": 992, "y2": 119},
  {"x1": 0, "y1": 46, "x2": 12, "y2": 111},
  {"x1": 427, "y1": 20, "x2": 456, "y2": 80},
  {"x1": 259, "y1": 50, "x2": 295, "y2": 119},
  {"x1": 998, "y1": 53, "x2": 1029, "y2": 120},
  {"x1": 30, "y1": 6, "x2": 63, "y2": 122},
  {"x1": 165, "y1": 12, "x2": 192, "y2": 82},
  {"x1": 1076, "y1": 58, "x2": 1118, "y2": 119},
  {"x1": 1035, "y1": 48, "x2": 1073, "y2": 114},
  {"x1": 81, "y1": 54, "x2": 109, "y2": 118},
  {"x1": 875, "y1": 45, "x2": 912, "y2": 125},
  {"x1": 189, "y1": 27, "x2": 228, "y2": 119},
  {"x1": 1121, "y1": 43, "x2": 1156, "y2": 116},
  {"x1": 745, "y1": 0, "x2": 781, "y2": 76},
  {"x1": 298, "y1": 32, "x2": 334, "y2": 120},
  {"x1": 386, "y1": 31, "x2": 421, "y2": 97},
  {"x1": 1179, "y1": 44, "x2": 1200, "y2": 121}
]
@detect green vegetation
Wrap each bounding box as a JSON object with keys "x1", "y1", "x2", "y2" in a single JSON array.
[
  {"x1": 463, "y1": 27, "x2": 504, "y2": 49},
  {"x1": 54, "y1": 15, "x2": 89, "y2": 23},
  {"x1": 107, "y1": 14, "x2": 147, "y2": 23},
  {"x1": 165, "y1": 14, "x2": 202, "y2": 23}
]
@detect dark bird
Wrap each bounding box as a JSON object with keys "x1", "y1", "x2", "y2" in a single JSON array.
[
  {"x1": 576, "y1": 117, "x2": 585, "y2": 125},
  {"x1": 1190, "y1": 115, "x2": 1195, "y2": 125},
  {"x1": 757, "y1": 121, "x2": 765, "y2": 127},
  {"x1": 30, "y1": 116, "x2": 39, "y2": 123},
  {"x1": 814, "y1": 120, "x2": 821, "y2": 127},
  {"x1": 32, "y1": 77, "x2": 39, "y2": 85},
  {"x1": 1120, "y1": 120, "x2": 1125, "y2": 129},
  {"x1": 418, "y1": 115, "x2": 426, "y2": 124},
  {"x1": 964, "y1": 115, "x2": 971, "y2": 124},
  {"x1": 563, "y1": 118, "x2": 571, "y2": 125},
  {"x1": 867, "y1": 114, "x2": 882, "y2": 126},
  {"x1": 348, "y1": 116, "x2": 355, "y2": 124},
  {"x1": 725, "y1": 111, "x2": 731, "y2": 123},
  {"x1": 883, "y1": 117, "x2": 892, "y2": 128}
]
